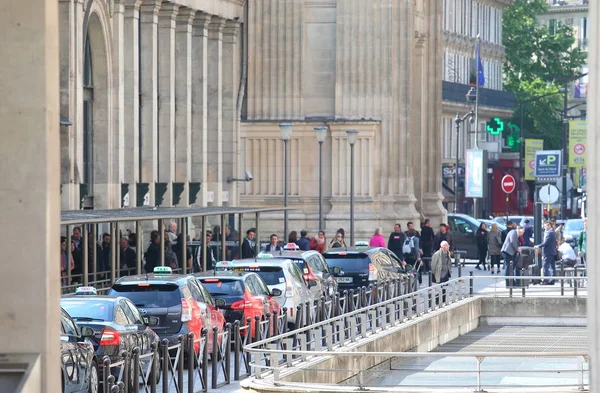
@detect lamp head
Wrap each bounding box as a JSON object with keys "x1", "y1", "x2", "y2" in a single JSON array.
[
  {"x1": 279, "y1": 123, "x2": 293, "y2": 141},
  {"x1": 346, "y1": 129, "x2": 359, "y2": 146},
  {"x1": 314, "y1": 126, "x2": 328, "y2": 143}
]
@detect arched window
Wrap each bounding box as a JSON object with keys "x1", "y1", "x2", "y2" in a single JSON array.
[{"x1": 83, "y1": 32, "x2": 94, "y2": 192}]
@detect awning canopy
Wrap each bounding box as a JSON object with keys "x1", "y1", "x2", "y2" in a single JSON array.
[{"x1": 61, "y1": 206, "x2": 292, "y2": 225}]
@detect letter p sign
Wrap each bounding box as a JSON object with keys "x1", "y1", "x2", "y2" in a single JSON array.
[{"x1": 547, "y1": 155, "x2": 556, "y2": 165}]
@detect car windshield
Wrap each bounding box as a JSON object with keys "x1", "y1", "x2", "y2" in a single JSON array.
[
  {"x1": 109, "y1": 283, "x2": 181, "y2": 308},
  {"x1": 200, "y1": 279, "x2": 245, "y2": 296},
  {"x1": 565, "y1": 220, "x2": 584, "y2": 233},
  {"x1": 61, "y1": 300, "x2": 113, "y2": 321}
]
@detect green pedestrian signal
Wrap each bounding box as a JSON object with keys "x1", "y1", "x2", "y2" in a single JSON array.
[{"x1": 486, "y1": 118, "x2": 505, "y2": 135}]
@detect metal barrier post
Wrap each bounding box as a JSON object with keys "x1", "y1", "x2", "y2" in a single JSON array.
[
  {"x1": 161, "y1": 339, "x2": 169, "y2": 393},
  {"x1": 110, "y1": 222, "x2": 117, "y2": 285},
  {"x1": 181, "y1": 218, "x2": 188, "y2": 274},
  {"x1": 509, "y1": 262, "x2": 514, "y2": 297},
  {"x1": 82, "y1": 224, "x2": 89, "y2": 285},
  {"x1": 151, "y1": 341, "x2": 158, "y2": 393},
  {"x1": 212, "y1": 327, "x2": 218, "y2": 388},
  {"x1": 469, "y1": 271, "x2": 474, "y2": 296},
  {"x1": 202, "y1": 329, "x2": 209, "y2": 391},
  {"x1": 187, "y1": 334, "x2": 195, "y2": 393},
  {"x1": 224, "y1": 324, "x2": 231, "y2": 384},
  {"x1": 254, "y1": 315, "x2": 261, "y2": 342},
  {"x1": 233, "y1": 322, "x2": 241, "y2": 380},
  {"x1": 272, "y1": 309, "x2": 279, "y2": 337},
  {"x1": 220, "y1": 214, "x2": 227, "y2": 262},
  {"x1": 91, "y1": 224, "x2": 97, "y2": 285},
  {"x1": 159, "y1": 219, "x2": 165, "y2": 267},
  {"x1": 561, "y1": 263, "x2": 565, "y2": 296},
  {"x1": 178, "y1": 335, "x2": 185, "y2": 392},
  {"x1": 475, "y1": 356, "x2": 485, "y2": 392},
  {"x1": 521, "y1": 267, "x2": 526, "y2": 297},
  {"x1": 574, "y1": 266, "x2": 579, "y2": 297},
  {"x1": 408, "y1": 276, "x2": 414, "y2": 295},
  {"x1": 66, "y1": 226, "x2": 72, "y2": 290},
  {"x1": 103, "y1": 357, "x2": 111, "y2": 391},
  {"x1": 135, "y1": 221, "x2": 142, "y2": 275},
  {"x1": 429, "y1": 271, "x2": 433, "y2": 287},
  {"x1": 458, "y1": 262, "x2": 462, "y2": 277}
]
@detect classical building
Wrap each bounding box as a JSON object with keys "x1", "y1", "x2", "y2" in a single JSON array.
[
  {"x1": 59, "y1": 0, "x2": 245, "y2": 212},
  {"x1": 239, "y1": 0, "x2": 447, "y2": 238},
  {"x1": 440, "y1": 0, "x2": 515, "y2": 216}
]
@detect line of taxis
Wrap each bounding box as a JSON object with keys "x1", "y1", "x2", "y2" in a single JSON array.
[{"x1": 59, "y1": 244, "x2": 341, "y2": 392}]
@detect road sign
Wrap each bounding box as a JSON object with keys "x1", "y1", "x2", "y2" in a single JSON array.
[
  {"x1": 501, "y1": 175, "x2": 516, "y2": 194},
  {"x1": 539, "y1": 184, "x2": 560, "y2": 204},
  {"x1": 534, "y1": 150, "x2": 562, "y2": 179},
  {"x1": 556, "y1": 176, "x2": 573, "y2": 192}
]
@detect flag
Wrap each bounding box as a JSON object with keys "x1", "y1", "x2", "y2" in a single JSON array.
[{"x1": 476, "y1": 41, "x2": 485, "y2": 87}]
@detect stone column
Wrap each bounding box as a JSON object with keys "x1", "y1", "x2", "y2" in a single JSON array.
[
  {"x1": 207, "y1": 17, "x2": 226, "y2": 206},
  {"x1": 222, "y1": 21, "x2": 240, "y2": 206},
  {"x1": 123, "y1": 0, "x2": 142, "y2": 206},
  {"x1": 191, "y1": 13, "x2": 211, "y2": 206},
  {"x1": 139, "y1": 0, "x2": 161, "y2": 205},
  {"x1": 59, "y1": 0, "x2": 75, "y2": 210},
  {"x1": 112, "y1": 0, "x2": 126, "y2": 207},
  {"x1": 587, "y1": 0, "x2": 598, "y2": 387},
  {"x1": 174, "y1": 7, "x2": 196, "y2": 206},
  {"x1": 0, "y1": 0, "x2": 60, "y2": 391},
  {"x1": 157, "y1": 2, "x2": 179, "y2": 206}
]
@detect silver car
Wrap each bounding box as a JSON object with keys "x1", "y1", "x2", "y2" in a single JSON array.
[{"x1": 215, "y1": 256, "x2": 316, "y2": 328}]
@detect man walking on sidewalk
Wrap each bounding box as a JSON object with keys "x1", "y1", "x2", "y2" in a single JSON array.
[
  {"x1": 535, "y1": 221, "x2": 558, "y2": 285},
  {"x1": 501, "y1": 221, "x2": 524, "y2": 287}
]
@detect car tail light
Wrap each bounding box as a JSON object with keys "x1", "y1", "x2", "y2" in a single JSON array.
[
  {"x1": 100, "y1": 328, "x2": 120, "y2": 346},
  {"x1": 181, "y1": 299, "x2": 192, "y2": 322},
  {"x1": 231, "y1": 300, "x2": 246, "y2": 310},
  {"x1": 368, "y1": 263, "x2": 377, "y2": 281}
]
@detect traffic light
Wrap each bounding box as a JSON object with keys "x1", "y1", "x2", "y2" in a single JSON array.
[{"x1": 486, "y1": 118, "x2": 505, "y2": 135}]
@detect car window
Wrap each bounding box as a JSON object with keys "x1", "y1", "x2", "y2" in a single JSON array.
[
  {"x1": 252, "y1": 275, "x2": 271, "y2": 296},
  {"x1": 316, "y1": 254, "x2": 330, "y2": 273},
  {"x1": 196, "y1": 282, "x2": 215, "y2": 306},
  {"x1": 124, "y1": 300, "x2": 145, "y2": 324},
  {"x1": 61, "y1": 299, "x2": 113, "y2": 321},
  {"x1": 287, "y1": 263, "x2": 305, "y2": 283},
  {"x1": 114, "y1": 304, "x2": 130, "y2": 325},
  {"x1": 324, "y1": 254, "x2": 370, "y2": 271},
  {"x1": 253, "y1": 267, "x2": 286, "y2": 285},
  {"x1": 565, "y1": 220, "x2": 584, "y2": 233},
  {"x1": 185, "y1": 283, "x2": 204, "y2": 304},
  {"x1": 292, "y1": 259, "x2": 307, "y2": 274},
  {"x1": 201, "y1": 278, "x2": 245, "y2": 296},
  {"x1": 109, "y1": 283, "x2": 182, "y2": 308},
  {"x1": 243, "y1": 276, "x2": 259, "y2": 295},
  {"x1": 61, "y1": 311, "x2": 78, "y2": 336},
  {"x1": 453, "y1": 218, "x2": 475, "y2": 234},
  {"x1": 309, "y1": 255, "x2": 325, "y2": 272}
]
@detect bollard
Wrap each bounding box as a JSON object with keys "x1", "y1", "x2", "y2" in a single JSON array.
[
  {"x1": 574, "y1": 266, "x2": 578, "y2": 297},
  {"x1": 265, "y1": 312, "x2": 271, "y2": 339},
  {"x1": 509, "y1": 262, "x2": 514, "y2": 297},
  {"x1": 469, "y1": 271, "x2": 474, "y2": 296},
  {"x1": 225, "y1": 324, "x2": 231, "y2": 384},
  {"x1": 103, "y1": 357, "x2": 112, "y2": 392},
  {"x1": 161, "y1": 339, "x2": 169, "y2": 393},
  {"x1": 132, "y1": 348, "x2": 140, "y2": 393},
  {"x1": 458, "y1": 263, "x2": 462, "y2": 278},
  {"x1": 178, "y1": 335, "x2": 185, "y2": 392},
  {"x1": 521, "y1": 268, "x2": 526, "y2": 297},
  {"x1": 254, "y1": 315, "x2": 261, "y2": 342},
  {"x1": 187, "y1": 333, "x2": 195, "y2": 393},
  {"x1": 348, "y1": 289, "x2": 354, "y2": 312},
  {"x1": 119, "y1": 350, "x2": 128, "y2": 393},
  {"x1": 272, "y1": 309, "x2": 279, "y2": 337},
  {"x1": 233, "y1": 322, "x2": 241, "y2": 381},
  {"x1": 281, "y1": 308, "x2": 288, "y2": 334},
  {"x1": 561, "y1": 263, "x2": 565, "y2": 296},
  {"x1": 202, "y1": 329, "x2": 209, "y2": 391},
  {"x1": 151, "y1": 341, "x2": 159, "y2": 393},
  {"x1": 212, "y1": 327, "x2": 219, "y2": 389}
]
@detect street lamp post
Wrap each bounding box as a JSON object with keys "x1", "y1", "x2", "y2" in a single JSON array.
[
  {"x1": 314, "y1": 126, "x2": 328, "y2": 231},
  {"x1": 561, "y1": 84, "x2": 569, "y2": 219},
  {"x1": 453, "y1": 88, "x2": 477, "y2": 214},
  {"x1": 279, "y1": 123, "x2": 293, "y2": 239},
  {"x1": 346, "y1": 130, "x2": 359, "y2": 246}
]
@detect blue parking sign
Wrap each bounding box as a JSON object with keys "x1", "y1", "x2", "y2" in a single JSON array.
[{"x1": 534, "y1": 150, "x2": 561, "y2": 178}]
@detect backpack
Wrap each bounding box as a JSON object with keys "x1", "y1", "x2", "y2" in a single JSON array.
[{"x1": 402, "y1": 237, "x2": 415, "y2": 255}]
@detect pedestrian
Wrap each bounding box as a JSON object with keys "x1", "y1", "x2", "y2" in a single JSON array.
[
  {"x1": 522, "y1": 219, "x2": 533, "y2": 247},
  {"x1": 501, "y1": 222, "x2": 524, "y2": 287},
  {"x1": 60, "y1": 237, "x2": 74, "y2": 286},
  {"x1": 405, "y1": 221, "x2": 421, "y2": 238},
  {"x1": 487, "y1": 224, "x2": 503, "y2": 274},
  {"x1": 264, "y1": 234, "x2": 282, "y2": 252},
  {"x1": 534, "y1": 221, "x2": 558, "y2": 285},
  {"x1": 369, "y1": 227, "x2": 386, "y2": 247},
  {"x1": 329, "y1": 229, "x2": 347, "y2": 248},
  {"x1": 387, "y1": 224, "x2": 406, "y2": 260},
  {"x1": 173, "y1": 233, "x2": 192, "y2": 271},
  {"x1": 296, "y1": 230, "x2": 311, "y2": 251},
  {"x1": 431, "y1": 241, "x2": 452, "y2": 304},
  {"x1": 119, "y1": 237, "x2": 136, "y2": 275},
  {"x1": 164, "y1": 239, "x2": 179, "y2": 270},
  {"x1": 420, "y1": 219, "x2": 435, "y2": 273},
  {"x1": 144, "y1": 230, "x2": 161, "y2": 273},
  {"x1": 558, "y1": 240, "x2": 577, "y2": 268},
  {"x1": 241, "y1": 228, "x2": 257, "y2": 259},
  {"x1": 404, "y1": 228, "x2": 422, "y2": 284},
  {"x1": 288, "y1": 231, "x2": 298, "y2": 244},
  {"x1": 475, "y1": 223, "x2": 488, "y2": 271},
  {"x1": 310, "y1": 231, "x2": 326, "y2": 253},
  {"x1": 578, "y1": 219, "x2": 587, "y2": 267},
  {"x1": 167, "y1": 221, "x2": 178, "y2": 242},
  {"x1": 433, "y1": 223, "x2": 454, "y2": 253},
  {"x1": 193, "y1": 231, "x2": 216, "y2": 272}
]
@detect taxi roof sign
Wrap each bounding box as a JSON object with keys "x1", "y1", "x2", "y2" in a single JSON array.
[
  {"x1": 75, "y1": 286, "x2": 97, "y2": 295},
  {"x1": 355, "y1": 240, "x2": 369, "y2": 248},
  {"x1": 153, "y1": 266, "x2": 172, "y2": 275},
  {"x1": 257, "y1": 252, "x2": 273, "y2": 259},
  {"x1": 283, "y1": 243, "x2": 299, "y2": 250}
]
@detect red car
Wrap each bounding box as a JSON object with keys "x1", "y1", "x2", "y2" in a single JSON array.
[{"x1": 196, "y1": 272, "x2": 281, "y2": 338}]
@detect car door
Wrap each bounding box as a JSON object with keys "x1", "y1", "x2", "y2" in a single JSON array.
[
  {"x1": 60, "y1": 311, "x2": 84, "y2": 392},
  {"x1": 116, "y1": 300, "x2": 140, "y2": 354},
  {"x1": 449, "y1": 216, "x2": 478, "y2": 259},
  {"x1": 60, "y1": 316, "x2": 76, "y2": 393},
  {"x1": 123, "y1": 299, "x2": 153, "y2": 355},
  {"x1": 246, "y1": 275, "x2": 270, "y2": 316},
  {"x1": 197, "y1": 281, "x2": 225, "y2": 331}
]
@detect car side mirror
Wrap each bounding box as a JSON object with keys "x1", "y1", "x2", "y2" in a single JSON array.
[
  {"x1": 80, "y1": 326, "x2": 94, "y2": 338},
  {"x1": 308, "y1": 279, "x2": 318, "y2": 288},
  {"x1": 332, "y1": 267, "x2": 341, "y2": 275},
  {"x1": 215, "y1": 298, "x2": 227, "y2": 307},
  {"x1": 270, "y1": 288, "x2": 283, "y2": 297}
]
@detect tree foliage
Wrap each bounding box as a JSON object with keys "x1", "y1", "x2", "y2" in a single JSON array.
[{"x1": 502, "y1": 0, "x2": 587, "y2": 149}]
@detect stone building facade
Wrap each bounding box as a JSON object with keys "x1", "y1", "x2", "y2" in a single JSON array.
[
  {"x1": 59, "y1": 0, "x2": 245, "y2": 211},
  {"x1": 239, "y1": 0, "x2": 447, "y2": 238}
]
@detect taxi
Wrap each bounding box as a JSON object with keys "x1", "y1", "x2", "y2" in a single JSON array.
[{"x1": 215, "y1": 255, "x2": 315, "y2": 329}]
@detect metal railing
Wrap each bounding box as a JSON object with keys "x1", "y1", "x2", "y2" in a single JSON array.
[{"x1": 243, "y1": 275, "x2": 588, "y2": 392}]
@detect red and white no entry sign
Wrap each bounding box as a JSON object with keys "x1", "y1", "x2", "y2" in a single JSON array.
[{"x1": 501, "y1": 175, "x2": 516, "y2": 194}]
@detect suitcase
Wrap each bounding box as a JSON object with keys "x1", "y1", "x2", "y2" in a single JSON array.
[{"x1": 531, "y1": 254, "x2": 542, "y2": 285}]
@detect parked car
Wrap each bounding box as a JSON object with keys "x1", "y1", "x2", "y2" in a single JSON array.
[
  {"x1": 196, "y1": 273, "x2": 281, "y2": 337},
  {"x1": 107, "y1": 266, "x2": 225, "y2": 356},
  {"x1": 215, "y1": 257, "x2": 315, "y2": 328},
  {"x1": 492, "y1": 215, "x2": 533, "y2": 227},
  {"x1": 61, "y1": 289, "x2": 160, "y2": 387},
  {"x1": 278, "y1": 249, "x2": 338, "y2": 298},
  {"x1": 563, "y1": 218, "x2": 584, "y2": 250},
  {"x1": 322, "y1": 246, "x2": 408, "y2": 293},
  {"x1": 447, "y1": 213, "x2": 481, "y2": 259},
  {"x1": 60, "y1": 307, "x2": 98, "y2": 393}
]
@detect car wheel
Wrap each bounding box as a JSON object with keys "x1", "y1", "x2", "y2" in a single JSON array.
[{"x1": 88, "y1": 360, "x2": 99, "y2": 393}]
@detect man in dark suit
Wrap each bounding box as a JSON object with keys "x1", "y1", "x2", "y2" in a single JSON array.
[{"x1": 535, "y1": 221, "x2": 558, "y2": 285}]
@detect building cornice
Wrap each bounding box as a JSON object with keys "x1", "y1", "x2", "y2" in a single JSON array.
[
  {"x1": 478, "y1": 0, "x2": 514, "y2": 10},
  {"x1": 443, "y1": 31, "x2": 506, "y2": 61},
  {"x1": 541, "y1": 5, "x2": 589, "y2": 14}
]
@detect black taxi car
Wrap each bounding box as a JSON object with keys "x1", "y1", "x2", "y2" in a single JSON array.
[{"x1": 61, "y1": 307, "x2": 98, "y2": 393}]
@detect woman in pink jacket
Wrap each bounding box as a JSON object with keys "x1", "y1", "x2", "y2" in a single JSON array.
[{"x1": 369, "y1": 227, "x2": 386, "y2": 248}]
